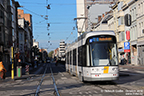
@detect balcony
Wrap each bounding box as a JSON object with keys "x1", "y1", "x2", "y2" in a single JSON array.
[{"x1": 59, "y1": 43, "x2": 65, "y2": 46}]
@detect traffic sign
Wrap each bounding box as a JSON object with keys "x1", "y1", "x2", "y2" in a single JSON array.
[
  {"x1": 124, "y1": 42, "x2": 130, "y2": 52},
  {"x1": 124, "y1": 42, "x2": 130, "y2": 50}
]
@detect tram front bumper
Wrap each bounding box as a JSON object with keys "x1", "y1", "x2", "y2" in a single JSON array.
[{"x1": 84, "y1": 76, "x2": 119, "y2": 81}]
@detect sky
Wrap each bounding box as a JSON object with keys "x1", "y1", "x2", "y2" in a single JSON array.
[{"x1": 16, "y1": 0, "x2": 77, "y2": 53}]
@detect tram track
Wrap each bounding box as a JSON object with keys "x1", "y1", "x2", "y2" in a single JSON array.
[
  {"x1": 32, "y1": 65, "x2": 144, "y2": 96},
  {"x1": 34, "y1": 63, "x2": 62, "y2": 96},
  {"x1": 35, "y1": 64, "x2": 48, "y2": 96}
]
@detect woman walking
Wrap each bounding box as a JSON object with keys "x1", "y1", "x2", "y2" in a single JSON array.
[{"x1": 0, "y1": 52, "x2": 7, "y2": 79}]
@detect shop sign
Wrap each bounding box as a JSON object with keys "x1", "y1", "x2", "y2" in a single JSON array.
[
  {"x1": 126, "y1": 31, "x2": 130, "y2": 40},
  {"x1": 118, "y1": 48, "x2": 124, "y2": 52}
]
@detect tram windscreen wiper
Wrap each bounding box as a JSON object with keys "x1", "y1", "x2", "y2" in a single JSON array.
[
  {"x1": 107, "y1": 55, "x2": 116, "y2": 66},
  {"x1": 107, "y1": 60, "x2": 112, "y2": 66}
]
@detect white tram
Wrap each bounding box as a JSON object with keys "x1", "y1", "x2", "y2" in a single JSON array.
[{"x1": 65, "y1": 31, "x2": 119, "y2": 81}]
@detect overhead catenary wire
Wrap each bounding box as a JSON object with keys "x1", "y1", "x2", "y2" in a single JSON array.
[
  {"x1": 18, "y1": 2, "x2": 84, "y2": 5},
  {"x1": 21, "y1": 7, "x2": 43, "y2": 17},
  {"x1": 20, "y1": 0, "x2": 77, "y2": 51}
]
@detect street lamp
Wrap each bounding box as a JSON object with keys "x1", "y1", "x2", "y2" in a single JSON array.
[{"x1": 74, "y1": 17, "x2": 87, "y2": 36}]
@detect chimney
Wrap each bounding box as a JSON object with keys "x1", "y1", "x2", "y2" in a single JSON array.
[{"x1": 98, "y1": 16, "x2": 102, "y2": 22}]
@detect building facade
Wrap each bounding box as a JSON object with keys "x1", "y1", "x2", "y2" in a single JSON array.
[
  {"x1": 136, "y1": 0, "x2": 144, "y2": 65},
  {"x1": 18, "y1": 9, "x2": 33, "y2": 63},
  {"x1": 0, "y1": 0, "x2": 14, "y2": 71},
  {"x1": 76, "y1": 0, "x2": 117, "y2": 37}
]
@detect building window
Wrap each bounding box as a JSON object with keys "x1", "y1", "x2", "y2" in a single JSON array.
[
  {"x1": 118, "y1": 32, "x2": 121, "y2": 42},
  {"x1": 121, "y1": 31, "x2": 125, "y2": 41},
  {"x1": 119, "y1": 31, "x2": 125, "y2": 41},
  {"x1": 20, "y1": 33, "x2": 23, "y2": 41},
  {"x1": 134, "y1": 8, "x2": 136, "y2": 20},
  {"x1": 0, "y1": 26, "x2": 1, "y2": 41},
  {"x1": 138, "y1": 4, "x2": 140, "y2": 16},
  {"x1": 18, "y1": 15, "x2": 21, "y2": 18},
  {"x1": 139, "y1": 23, "x2": 141, "y2": 37},
  {"x1": 118, "y1": 2, "x2": 123, "y2": 11},
  {"x1": 135, "y1": 25, "x2": 137, "y2": 39},
  {"x1": 142, "y1": 2, "x2": 143, "y2": 14},
  {"x1": 118, "y1": 16, "x2": 124, "y2": 26}
]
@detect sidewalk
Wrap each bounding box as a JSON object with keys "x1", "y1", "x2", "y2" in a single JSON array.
[
  {"x1": 0, "y1": 64, "x2": 40, "y2": 82},
  {"x1": 119, "y1": 64, "x2": 144, "y2": 72}
]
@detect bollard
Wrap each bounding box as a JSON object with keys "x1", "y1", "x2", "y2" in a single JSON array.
[
  {"x1": 17, "y1": 66, "x2": 22, "y2": 77},
  {"x1": 25, "y1": 65, "x2": 29, "y2": 74}
]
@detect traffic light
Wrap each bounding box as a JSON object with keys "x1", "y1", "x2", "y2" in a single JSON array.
[{"x1": 125, "y1": 14, "x2": 131, "y2": 26}]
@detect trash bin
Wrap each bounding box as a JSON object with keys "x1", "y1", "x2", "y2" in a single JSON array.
[{"x1": 17, "y1": 66, "x2": 22, "y2": 77}]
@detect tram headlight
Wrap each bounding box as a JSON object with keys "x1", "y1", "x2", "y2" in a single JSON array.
[
  {"x1": 92, "y1": 68, "x2": 99, "y2": 72},
  {"x1": 112, "y1": 68, "x2": 116, "y2": 71},
  {"x1": 112, "y1": 68, "x2": 118, "y2": 72}
]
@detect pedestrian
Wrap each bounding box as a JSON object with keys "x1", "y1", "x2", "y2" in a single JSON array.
[{"x1": 0, "y1": 53, "x2": 7, "y2": 79}]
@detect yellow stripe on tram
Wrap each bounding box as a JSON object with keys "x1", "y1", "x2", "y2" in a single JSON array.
[{"x1": 103, "y1": 66, "x2": 109, "y2": 73}]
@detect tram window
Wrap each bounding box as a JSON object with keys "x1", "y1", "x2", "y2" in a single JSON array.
[
  {"x1": 82, "y1": 45, "x2": 86, "y2": 66},
  {"x1": 70, "y1": 51, "x2": 72, "y2": 65},
  {"x1": 67, "y1": 52, "x2": 69, "y2": 64},
  {"x1": 73, "y1": 49, "x2": 76, "y2": 65},
  {"x1": 66, "y1": 52, "x2": 69, "y2": 64},
  {"x1": 78, "y1": 46, "x2": 82, "y2": 66},
  {"x1": 78, "y1": 46, "x2": 86, "y2": 66}
]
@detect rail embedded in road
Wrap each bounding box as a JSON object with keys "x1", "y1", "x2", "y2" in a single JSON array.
[
  {"x1": 50, "y1": 66, "x2": 60, "y2": 96},
  {"x1": 35, "y1": 64, "x2": 48, "y2": 96},
  {"x1": 35, "y1": 63, "x2": 61, "y2": 96}
]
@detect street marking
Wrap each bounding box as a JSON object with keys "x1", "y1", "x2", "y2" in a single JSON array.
[
  {"x1": 94, "y1": 91, "x2": 98, "y2": 93},
  {"x1": 61, "y1": 77, "x2": 67, "y2": 79},
  {"x1": 79, "y1": 92, "x2": 82, "y2": 94},
  {"x1": 59, "y1": 72, "x2": 64, "y2": 76},
  {"x1": 136, "y1": 71, "x2": 144, "y2": 74}
]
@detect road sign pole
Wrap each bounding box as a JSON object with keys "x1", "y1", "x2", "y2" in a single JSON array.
[{"x1": 11, "y1": 47, "x2": 14, "y2": 79}]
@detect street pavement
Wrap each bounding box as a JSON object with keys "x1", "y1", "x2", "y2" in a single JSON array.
[
  {"x1": 0, "y1": 63, "x2": 41, "y2": 83},
  {"x1": 119, "y1": 64, "x2": 144, "y2": 73},
  {"x1": 0, "y1": 63, "x2": 144, "y2": 96},
  {"x1": 1, "y1": 63, "x2": 144, "y2": 83}
]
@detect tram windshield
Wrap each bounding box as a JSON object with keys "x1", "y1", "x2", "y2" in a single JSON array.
[{"x1": 88, "y1": 36, "x2": 118, "y2": 66}]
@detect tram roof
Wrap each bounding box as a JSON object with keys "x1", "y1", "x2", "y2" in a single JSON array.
[
  {"x1": 76, "y1": 30, "x2": 115, "y2": 42},
  {"x1": 66, "y1": 30, "x2": 115, "y2": 48}
]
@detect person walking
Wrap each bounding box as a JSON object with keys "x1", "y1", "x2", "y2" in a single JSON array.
[{"x1": 0, "y1": 53, "x2": 7, "y2": 79}]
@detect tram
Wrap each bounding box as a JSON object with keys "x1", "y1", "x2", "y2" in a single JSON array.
[{"x1": 65, "y1": 30, "x2": 119, "y2": 81}]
